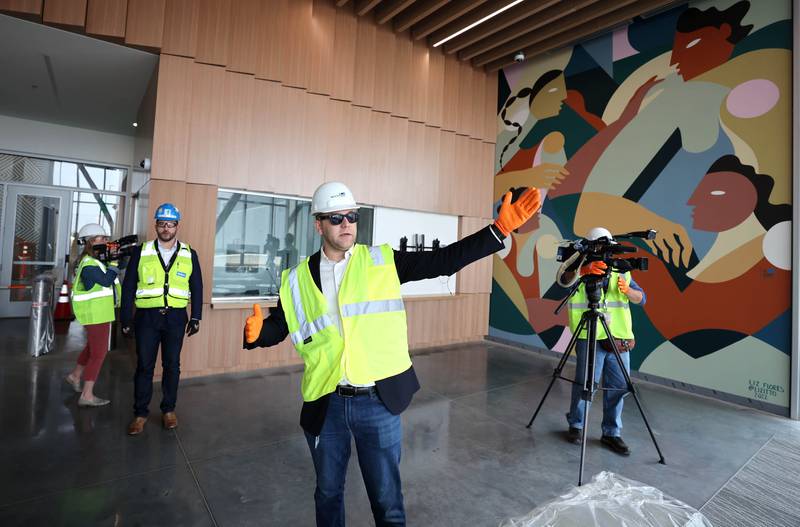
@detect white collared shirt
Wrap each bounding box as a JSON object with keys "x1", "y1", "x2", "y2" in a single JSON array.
[
  {"x1": 319, "y1": 244, "x2": 375, "y2": 387},
  {"x1": 157, "y1": 240, "x2": 178, "y2": 266}
]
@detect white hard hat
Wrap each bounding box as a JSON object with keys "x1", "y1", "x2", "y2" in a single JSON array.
[
  {"x1": 586, "y1": 227, "x2": 614, "y2": 242},
  {"x1": 77, "y1": 223, "x2": 108, "y2": 240},
  {"x1": 311, "y1": 181, "x2": 357, "y2": 215}
]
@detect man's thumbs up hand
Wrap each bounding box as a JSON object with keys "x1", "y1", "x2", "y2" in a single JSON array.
[{"x1": 245, "y1": 304, "x2": 264, "y2": 344}]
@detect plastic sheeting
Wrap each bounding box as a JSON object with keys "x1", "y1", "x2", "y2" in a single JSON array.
[{"x1": 500, "y1": 471, "x2": 713, "y2": 527}]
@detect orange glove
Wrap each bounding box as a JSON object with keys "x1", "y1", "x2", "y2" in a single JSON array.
[
  {"x1": 245, "y1": 304, "x2": 264, "y2": 344},
  {"x1": 494, "y1": 188, "x2": 542, "y2": 236},
  {"x1": 579, "y1": 261, "x2": 607, "y2": 276},
  {"x1": 617, "y1": 276, "x2": 630, "y2": 294}
]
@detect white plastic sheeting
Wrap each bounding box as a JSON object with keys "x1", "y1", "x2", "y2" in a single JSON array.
[{"x1": 500, "y1": 472, "x2": 713, "y2": 527}]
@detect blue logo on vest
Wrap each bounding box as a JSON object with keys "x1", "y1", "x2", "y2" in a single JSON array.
[{"x1": 177, "y1": 271, "x2": 187, "y2": 278}]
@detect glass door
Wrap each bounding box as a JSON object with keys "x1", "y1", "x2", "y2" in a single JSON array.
[{"x1": 0, "y1": 185, "x2": 72, "y2": 317}]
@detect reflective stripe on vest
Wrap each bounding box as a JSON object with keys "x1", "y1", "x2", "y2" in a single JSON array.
[
  {"x1": 279, "y1": 244, "x2": 410, "y2": 401},
  {"x1": 286, "y1": 266, "x2": 336, "y2": 346}
]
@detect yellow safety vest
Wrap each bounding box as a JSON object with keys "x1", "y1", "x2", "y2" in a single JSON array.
[
  {"x1": 135, "y1": 241, "x2": 193, "y2": 309},
  {"x1": 567, "y1": 271, "x2": 634, "y2": 340},
  {"x1": 279, "y1": 244, "x2": 411, "y2": 402},
  {"x1": 71, "y1": 255, "x2": 120, "y2": 325}
]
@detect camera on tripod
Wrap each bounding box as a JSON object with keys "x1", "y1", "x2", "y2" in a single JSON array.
[
  {"x1": 88, "y1": 235, "x2": 139, "y2": 264},
  {"x1": 556, "y1": 229, "x2": 655, "y2": 277}
]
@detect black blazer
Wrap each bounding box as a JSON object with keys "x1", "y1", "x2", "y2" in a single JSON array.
[{"x1": 245, "y1": 224, "x2": 506, "y2": 435}]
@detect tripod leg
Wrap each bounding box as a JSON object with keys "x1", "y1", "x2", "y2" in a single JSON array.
[
  {"x1": 578, "y1": 311, "x2": 599, "y2": 486},
  {"x1": 527, "y1": 317, "x2": 587, "y2": 428},
  {"x1": 597, "y1": 316, "x2": 666, "y2": 464}
]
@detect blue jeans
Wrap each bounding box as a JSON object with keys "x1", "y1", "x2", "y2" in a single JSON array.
[
  {"x1": 304, "y1": 391, "x2": 405, "y2": 527},
  {"x1": 133, "y1": 308, "x2": 187, "y2": 416},
  {"x1": 566, "y1": 339, "x2": 630, "y2": 437}
]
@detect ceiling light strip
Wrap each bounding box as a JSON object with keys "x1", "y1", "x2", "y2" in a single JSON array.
[{"x1": 433, "y1": 0, "x2": 525, "y2": 47}]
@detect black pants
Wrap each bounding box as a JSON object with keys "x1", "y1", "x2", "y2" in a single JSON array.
[{"x1": 133, "y1": 308, "x2": 187, "y2": 417}]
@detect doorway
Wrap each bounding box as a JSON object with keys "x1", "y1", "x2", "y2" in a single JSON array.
[{"x1": 0, "y1": 184, "x2": 72, "y2": 317}]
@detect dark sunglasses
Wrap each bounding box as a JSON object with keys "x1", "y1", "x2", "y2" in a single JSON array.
[{"x1": 317, "y1": 211, "x2": 359, "y2": 225}]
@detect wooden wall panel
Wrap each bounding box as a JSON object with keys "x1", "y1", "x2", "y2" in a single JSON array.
[
  {"x1": 162, "y1": 0, "x2": 197, "y2": 57},
  {"x1": 367, "y1": 110, "x2": 391, "y2": 203},
  {"x1": 345, "y1": 105, "x2": 373, "y2": 202},
  {"x1": 282, "y1": 87, "x2": 309, "y2": 195},
  {"x1": 86, "y1": 0, "x2": 126, "y2": 37},
  {"x1": 438, "y1": 131, "x2": 456, "y2": 215},
  {"x1": 282, "y1": 0, "x2": 313, "y2": 89},
  {"x1": 145, "y1": 179, "x2": 186, "y2": 228},
  {"x1": 254, "y1": 0, "x2": 287, "y2": 82},
  {"x1": 480, "y1": 141, "x2": 495, "y2": 217},
  {"x1": 330, "y1": 4, "x2": 357, "y2": 101},
  {"x1": 471, "y1": 70, "x2": 486, "y2": 140},
  {"x1": 219, "y1": 72, "x2": 255, "y2": 191},
  {"x1": 323, "y1": 99, "x2": 356, "y2": 188},
  {"x1": 484, "y1": 71, "x2": 498, "y2": 143},
  {"x1": 124, "y1": 0, "x2": 164, "y2": 49},
  {"x1": 302, "y1": 92, "x2": 331, "y2": 197},
  {"x1": 43, "y1": 0, "x2": 86, "y2": 26},
  {"x1": 422, "y1": 125, "x2": 441, "y2": 213},
  {"x1": 195, "y1": 0, "x2": 230, "y2": 66},
  {"x1": 406, "y1": 121, "x2": 427, "y2": 210},
  {"x1": 0, "y1": 0, "x2": 42, "y2": 16},
  {"x1": 425, "y1": 48, "x2": 444, "y2": 129},
  {"x1": 408, "y1": 39, "x2": 428, "y2": 123},
  {"x1": 151, "y1": 55, "x2": 193, "y2": 181},
  {"x1": 373, "y1": 23, "x2": 395, "y2": 113},
  {"x1": 456, "y1": 59, "x2": 473, "y2": 137},
  {"x1": 186, "y1": 62, "x2": 225, "y2": 185},
  {"x1": 248, "y1": 79, "x2": 284, "y2": 193},
  {"x1": 225, "y1": 0, "x2": 258, "y2": 74},
  {"x1": 307, "y1": 0, "x2": 336, "y2": 95},
  {"x1": 183, "y1": 183, "x2": 217, "y2": 304},
  {"x1": 352, "y1": 15, "x2": 376, "y2": 108},
  {"x1": 457, "y1": 217, "x2": 493, "y2": 294},
  {"x1": 390, "y1": 32, "x2": 412, "y2": 118},
  {"x1": 442, "y1": 54, "x2": 460, "y2": 132},
  {"x1": 385, "y1": 116, "x2": 409, "y2": 209}
]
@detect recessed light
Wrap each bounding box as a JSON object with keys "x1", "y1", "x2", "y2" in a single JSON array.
[{"x1": 132, "y1": 122, "x2": 138, "y2": 127}]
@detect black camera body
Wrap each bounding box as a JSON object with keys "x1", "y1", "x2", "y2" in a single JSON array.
[
  {"x1": 92, "y1": 234, "x2": 139, "y2": 264},
  {"x1": 557, "y1": 230, "x2": 655, "y2": 275}
]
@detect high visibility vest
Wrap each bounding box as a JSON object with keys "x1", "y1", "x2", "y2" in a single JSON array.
[
  {"x1": 279, "y1": 244, "x2": 411, "y2": 402},
  {"x1": 135, "y1": 241, "x2": 193, "y2": 309},
  {"x1": 567, "y1": 271, "x2": 634, "y2": 340},
  {"x1": 71, "y1": 255, "x2": 120, "y2": 325}
]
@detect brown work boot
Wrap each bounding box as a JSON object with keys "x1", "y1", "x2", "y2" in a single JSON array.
[
  {"x1": 127, "y1": 416, "x2": 147, "y2": 436},
  {"x1": 162, "y1": 412, "x2": 178, "y2": 430}
]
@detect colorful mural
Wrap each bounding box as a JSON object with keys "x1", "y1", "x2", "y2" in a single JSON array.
[{"x1": 489, "y1": 0, "x2": 792, "y2": 410}]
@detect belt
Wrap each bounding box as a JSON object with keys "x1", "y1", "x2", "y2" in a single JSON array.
[{"x1": 335, "y1": 385, "x2": 376, "y2": 397}]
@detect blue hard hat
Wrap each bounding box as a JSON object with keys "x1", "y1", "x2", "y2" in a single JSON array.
[{"x1": 155, "y1": 203, "x2": 181, "y2": 222}]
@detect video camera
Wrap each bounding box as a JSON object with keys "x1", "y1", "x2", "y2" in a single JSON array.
[
  {"x1": 556, "y1": 230, "x2": 655, "y2": 275},
  {"x1": 91, "y1": 235, "x2": 139, "y2": 264}
]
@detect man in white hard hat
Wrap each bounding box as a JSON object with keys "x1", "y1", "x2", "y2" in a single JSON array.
[
  {"x1": 243, "y1": 181, "x2": 541, "y2": 526},
  {"x1": 557, "y1": 227, "x2": 646, "y2": 456}
]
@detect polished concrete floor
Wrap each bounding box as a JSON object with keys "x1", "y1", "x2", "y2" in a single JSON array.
[{"x1": 1, "y1": 319, "x2": 799, "y2": 526}]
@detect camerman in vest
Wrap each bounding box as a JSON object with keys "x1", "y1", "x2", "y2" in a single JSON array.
[
  {"x1": 557, "y1": 227, "x2": 646, "y2": 456},
  {"x1": 65, "y1": 223, "x2": 121, "y2": 407},
  {"x1": 120, "y1": 203, "x2": 203, "y2": 436},
  {"x1": 242, "y1": 181, "x2": 541, "y2": 527}
]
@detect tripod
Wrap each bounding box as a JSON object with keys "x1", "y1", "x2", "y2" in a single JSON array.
[{"x1": 526, "y1": 274, "x2": 665, "y2": 485}]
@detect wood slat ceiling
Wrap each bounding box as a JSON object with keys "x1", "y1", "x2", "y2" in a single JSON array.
[{"x1": 335, "y1": 0, "x2": 684, "y2": 71}]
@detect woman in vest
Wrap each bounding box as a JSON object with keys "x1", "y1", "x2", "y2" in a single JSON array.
[{"x1": 65, "y1": 223, "x2": 121, "y2": 407}]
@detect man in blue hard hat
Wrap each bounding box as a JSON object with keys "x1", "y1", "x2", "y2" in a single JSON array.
[{"x1": 120, "y1": 203, "x2": 203, "y2": 435}]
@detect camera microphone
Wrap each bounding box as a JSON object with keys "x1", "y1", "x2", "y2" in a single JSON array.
[{"x1": 618, "y1": 229, "x2": 657, "y2": 240}]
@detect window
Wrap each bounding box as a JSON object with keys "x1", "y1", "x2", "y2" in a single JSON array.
[{"x1": 213, "y1": 190, "x2": 373, "y2": 300}]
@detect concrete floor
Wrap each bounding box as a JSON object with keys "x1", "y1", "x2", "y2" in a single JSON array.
[{"x1": 1, "y1": 319, "x2": 798, "y2": 526}]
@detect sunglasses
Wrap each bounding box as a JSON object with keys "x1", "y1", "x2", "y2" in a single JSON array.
[
  {"x1": 156, "y1": 221, "x2": 178, "y2": 229},
  {"x1": 317, "y1": 211, "x2": 359, "y2": 225}
]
